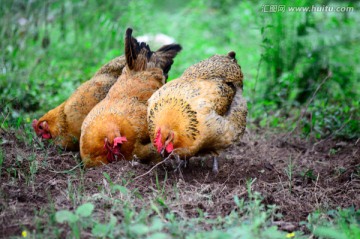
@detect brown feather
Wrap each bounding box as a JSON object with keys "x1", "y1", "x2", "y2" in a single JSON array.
[
  {"x1": 147, "y1": 53, "x2": 247, "y2": 159},
  {"x1": 33, "y1": 56, "x2": 126, "y2": 150},
  {"x1": 80, "y1": 29, "x2": 182, "y2": 167}
]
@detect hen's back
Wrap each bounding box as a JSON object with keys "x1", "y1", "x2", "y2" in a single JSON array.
[
  {"x1": 148, "y1": 52, "x2": 247, "y2": 156},
  {"x1": 149, "y1": 53, "x2": 243, "y2": 117},
  {"x1": 63, "y1": 56, "x2": 126, "y2": 140}
]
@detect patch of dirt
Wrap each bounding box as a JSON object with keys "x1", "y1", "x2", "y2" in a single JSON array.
[{"x1": 0, "y1": 129, "x2": 359, "y2": 237}]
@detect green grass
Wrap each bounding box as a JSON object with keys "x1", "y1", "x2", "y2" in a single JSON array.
[
  {"x1": 285, "y1": 157, "x2": 294, "y2": 193},
  {"x1": 1, "y1": 0, "x2": 358, "y2": 138},
  {"x1": 26, "y1": 177, "x2": 286, "y2": 239},
  {"x1": 2, "y1": 126, "x2": 359, "y2": 238},
  {"x1": 305, "y1": 207, "x2": 360, "y2": 239},
  {"x1": 15, "y1": 172, "x2": 359, "y2": 239}
]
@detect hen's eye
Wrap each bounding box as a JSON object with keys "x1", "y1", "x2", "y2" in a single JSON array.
[{"x1": 38, "y1": 124, "x2": 43, "y2": 130}]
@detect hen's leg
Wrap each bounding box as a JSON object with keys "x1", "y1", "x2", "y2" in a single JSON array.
[
  {"x1": 174, "y1": 154, "x2": 185, "y2": 172},
  {"x1": 212, "y1": 156, "x2": 219, "y2": 174},
  {"x1": 185, "y1": 158, "x2": 190, "y2": 168}
]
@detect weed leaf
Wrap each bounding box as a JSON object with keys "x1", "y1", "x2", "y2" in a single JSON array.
[
  {"x1": 55, "y1": 210, "x2": 78, "y2": 224},
  {"x1": 111, "y1": 185, "x2": 128, "y2": 195},
  {"x1": 92, "y1": 223, "x2": 110, "y2": 237},
  {"x1": 148, "y1": 232, "x2": 169, "y2": 239},
  {"x1": 130, "y1": 224, "x2": 150, "y2": 235},
  {"x1": 76, "y1": 203, "x2": 94, "y2": 217}
]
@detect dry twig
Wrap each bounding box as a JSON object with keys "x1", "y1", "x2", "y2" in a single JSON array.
[{"x1": 129, "y1": 152, "x2": 175, "y2": 183}]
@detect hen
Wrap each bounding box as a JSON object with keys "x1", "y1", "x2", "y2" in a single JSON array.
[
  {"x1": 32, "y1": 54, "x2": 127, "y2": 151},
  {"x1": 80, "y1": 28, "x2": 182, "y2": 167},
  {"x1": 147, "y1": 52, "x2": 247, "y2": 173}
]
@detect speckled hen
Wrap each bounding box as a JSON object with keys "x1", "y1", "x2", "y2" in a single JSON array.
[
  {"x1": 32, "y1": 53, "x2": 127, "y2": 151},
  {"x1": 80, "y1": 28, "x2": 182, "y2": 167},
  {"x1": 147, "y1": 52, "x2": 247, "y2": 173}
]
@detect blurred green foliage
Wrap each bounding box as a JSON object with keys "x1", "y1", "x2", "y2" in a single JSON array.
[
  {"x1": 305, "y1": 207, "x2": 360, "y2": 239},
  {"x1": 0, "y1": 0, "x2": 359, "y2": 139}
]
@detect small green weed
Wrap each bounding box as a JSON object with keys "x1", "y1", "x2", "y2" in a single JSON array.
[
  {"x1": 304, "y1": 207, "x2": 360, "y2": 239},
  {"x1": 55, "y1": 202, "x2": 95, "y2": 239},
  {"x1": 300, "y1": 168, "x2": 317, "y2": 182},
  {"x1": 285, "y1": 157, "x2": 294, "y2": 193},
  {"x1": 26, "y1": 152, "x2": 38, "y2": 186}
]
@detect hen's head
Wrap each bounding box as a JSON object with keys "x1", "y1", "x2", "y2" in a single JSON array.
[
  {"x1": 154, "y1": 127, "x2": 175, "y2": 156},
  {"x1": 103, "y1": 136, "x2": 127, "y2": 163},
  {"x1": 32, "y1": 119, "x2": 52, "y2": 139}
]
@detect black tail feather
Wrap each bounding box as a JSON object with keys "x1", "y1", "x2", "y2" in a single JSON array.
[
  {"x1": 156, "y1": 44, "x2": 182, "y2": 54},
  {"x1": 125, "y1": 28, "x2": 181, "y2": 77},
  {"x1": 154, "y1": 44, "x2": 182, "y2": 78},
  {"x1": 125, "y1": 28, "x2": 138, "y2": 70},
  {"x1": 125, "y1": 28, "x2": 154, "y2": 70}
]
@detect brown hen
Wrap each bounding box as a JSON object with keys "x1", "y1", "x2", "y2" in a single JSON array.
[
  {"x1": 147, "y1": 52, "x2": 247, "y2": 173},
  {"x1": 32, "y1": 54, "x2": 126, "y2": 151},
  {"x1": 80, "y1": 28, "x2": 181, "y2": 167}
]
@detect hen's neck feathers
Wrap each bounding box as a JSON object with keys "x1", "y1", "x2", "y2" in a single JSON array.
[{"x1": 148, "y1": 97, "x2": 200, "y2": 149}]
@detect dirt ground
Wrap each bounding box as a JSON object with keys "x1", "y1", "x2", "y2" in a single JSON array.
[{"x1": 1, "y1": 128, "x2": 359, "y2": 237}]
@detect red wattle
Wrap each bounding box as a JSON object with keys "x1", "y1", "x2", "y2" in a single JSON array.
[
  {"x1": 165, "y1": 142, "x2": 173, "y2": 153},
  {"x1": 106, "y1": 151, "x2": 115, "y2": 163},
  {"x1": 42, "y1": 133, "x2": 52, "y2": 139}
]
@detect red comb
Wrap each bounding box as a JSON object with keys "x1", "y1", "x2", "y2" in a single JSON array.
[
  {"x1": 113, "y1": 136, "x2": 127, "y2": 147},
  {"x1": 32, "y1": 119, "x2": 38, "y2": 127}
]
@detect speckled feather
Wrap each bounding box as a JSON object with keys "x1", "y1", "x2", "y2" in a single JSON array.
[
  {"x1": 147, "y1": 53, "x2": 247, "y2": 158},
  {"x1": 35, "y1": 56, "x2": 126, "y2": 150}
]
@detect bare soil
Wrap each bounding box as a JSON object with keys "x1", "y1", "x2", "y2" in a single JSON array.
[{"x1": 1, "y1": 128, "x2": 359, "y2": 237}]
